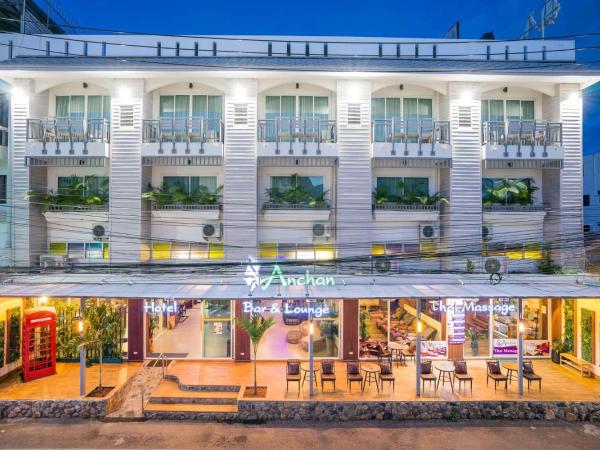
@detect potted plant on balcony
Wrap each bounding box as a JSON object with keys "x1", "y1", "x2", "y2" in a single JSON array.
[
  {"x1": 483, "y1": 178, "x2": 537, "y2": 208},
  {"x1": 264, "y1": 174, "x2": 328, "y2": 209},
  {"x1": 143, "y1": 183, "x2": 223, "y2": 208},
  {"x1": 26, "y1": 176, "x2": 109, "y2": 212},
  {"x1": 551, "y1": 339, "x2": 567, "y2": 364},
  {"x1": 414, "y1": 192, "x2": 449, "y2": 207},
  {"x1": 236, "y1": 315, "x2": 275, "y2": 397}
]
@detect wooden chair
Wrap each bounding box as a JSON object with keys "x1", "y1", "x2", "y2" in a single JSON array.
[
  {"x1": 320, "y1": 360, "x2": 336, "y2": 392},
  {"x1": 376, "y1": 344, "x2": 393, "y2": 366},
  {"x1": 378, "y1": 362, "x2": 395, "y2": 392},
  {"x1": 453, "y1": 359, "x2": 473, "y2": 393},
  {"x1": 486, "y1": 359, "x2": 508, "y2": 391},
  {"x1": 286, "y1": 359, "x2": 301, "y2": 397},
  {"x1": 523, "y1": 359, "x2": 542, "y2": 392},
  {"x1": 420, "y1": 360, "x2": 437, "y2": 392},
  {"x1": 346, "y1": 362, "x2": 363, "y2": 392},
  {"x1": 401, "y1": 340, "x2": 417, "y2": 364}
]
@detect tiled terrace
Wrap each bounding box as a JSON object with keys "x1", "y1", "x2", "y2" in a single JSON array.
[
  {"x1": 0, "y1": 362, "x2": 141, "y2": 400},
  {"x1": 160, "y1": 359, "x2": 600, "y2": 402}
]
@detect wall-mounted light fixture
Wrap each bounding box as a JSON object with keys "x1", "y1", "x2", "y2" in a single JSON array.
[
  {"x1": 296, "y1": 82, "x2": 300, "y2": 89},
  {"x1": 189, "y1": 83, "x2": 194, "y2": 89},
  {"x1": 502, "y1": 86, "x2": 508, "y2": 93},
  {"x1": 83, "y1": 82, "x2": 89, "y2": 89},
  {"x1": 399, "y1": 84, "x2": 404, "y2": 90}
]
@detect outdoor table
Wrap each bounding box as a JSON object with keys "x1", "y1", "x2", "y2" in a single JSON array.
[
  {"x1": 502, "y1": 362, "x2": 519, "y2": 384},
  {"x1": 300, "y1": 363, "x2": 320, "y2": 389},
  {"x1": 435, "y1": 362, "x2": 456, "y2": 392},
  {"x1": 361, "y1": 363, "x2": 381, "y2": 392},
  {"x1": 387, "y1": 341, "x2": 408, "y2": 367}
]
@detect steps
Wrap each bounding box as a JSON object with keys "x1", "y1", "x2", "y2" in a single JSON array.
[{"x1": 144, "y1": 378, "x2": 241, "y2": 420}]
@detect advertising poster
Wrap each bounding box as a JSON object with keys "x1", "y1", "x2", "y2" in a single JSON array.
[
  {"x1": 493, "y1": 338, "x2": 518, "y2": 356},
  {"x1": 421, "y1": 340, "x2": 448, "y2": 359},
  {"x1": 524, "y1": 340, "x2": 550, "y2": 357},
  {"x1": 446, "y1": 298, "x2": 466, "y2": 344}
]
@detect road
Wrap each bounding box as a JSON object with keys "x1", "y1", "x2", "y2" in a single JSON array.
[{"x1": 0, "y1": 420, "x2": 599, "y2": 449}]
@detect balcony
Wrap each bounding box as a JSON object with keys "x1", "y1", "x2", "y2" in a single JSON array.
[
  {"x1": 261, "y1": 202, "x2": 331, "y2": 222},
  {"x1": 142, "y1": 118, "x2": 224, "y2": 158},
  {"x1": 26, "y1": 118, "x2": 110, "y2": 158},
  {"x1": 371, "y1": 119, "x2": 451, "y2": 160},
  {"x1": 482, "y1": 121, "x2": 563, "y2": 164},
  {"x1": 257, "y1": 118, "x2": 337, "y2": 157},
  {"x1": 372, "y1": 203, "x2": 440, "y2": 222}
]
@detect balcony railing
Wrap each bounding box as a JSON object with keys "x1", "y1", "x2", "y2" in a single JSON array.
[
  {"x1": 483, "y1": 203, "x2": 547, "y2": 213},
  {"x1": 482, "y1": 120, "x2": 563, "y2": 157},
  {"x1": 45, "y1": 204, "x2": 109, "y2": 212},
  {"x1": 262, "y1": 202, "x2": 330, "y2": 210},
  {"x1": 373, "y1": 203, "x2": 440, "y2": 211},
  {"x1": 27, "y1": 118, "x2": 110, "y2": 154},
  {"x1": 257, "y1": 118, "x2": 336, "y2": 154},
  {"x1": 142, "y1": 118, "x2": 224, "y2": 154},
  {"x1": 371, "y1": 119, "x2": 450, "y2": 156},
  {"x1": 151, "y1": 203, "x2": 221, "y2": 211}
]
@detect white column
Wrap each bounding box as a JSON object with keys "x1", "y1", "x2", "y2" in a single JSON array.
[
  {"x1": 443, "y1": 82, "x2": 483, "y2": 271},
  {"x1": 10, "y1": 79, "x2": 33, "y2": 267},
  {"x1": 335, "y1": 80, "x2": 372, "y2": 261},
  {"x1": 222, "y1": 79, "x2": 258, "y2": 263},
  {"x1": 109, "y1": 79, "x2": 145, "y2": 264}
]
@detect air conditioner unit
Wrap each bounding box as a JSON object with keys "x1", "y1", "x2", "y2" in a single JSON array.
[
  {"x1": 419, "y1": 224, "x2": 439, "y2": 240},
  {"x1": 373, "y1": 257, "x2": 392, "y2": 274},
  {"x1": 40, "y1": 254, "x2": 67, "y2": 269},
  {"x1": 482, "y1": 256, "x2": 508, "y2": 275},
  {"x1": 202, "y1": 222, "x2": 222, "y2": 240},
  {"x1": 312, "y1": 222, "x2": 332, "y2": 239},
  {"x1": 92, "y1": 223, "x2": 108, "y2": 241},
  {"x1": 482, "y1": 224, "x2": 493, "y2": 242}
]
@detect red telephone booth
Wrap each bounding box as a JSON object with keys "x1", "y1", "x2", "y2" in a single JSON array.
[{"x1": 22, "y1": 309, "x2": 57, "y2": 382}]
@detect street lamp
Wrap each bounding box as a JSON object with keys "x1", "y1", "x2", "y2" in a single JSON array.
[
  {"x1": 73, "y1": 314, "x2": 86, "y2": 396},
  {"x1": 518, "y1": 299, "x2": 524, "y2": 397}
]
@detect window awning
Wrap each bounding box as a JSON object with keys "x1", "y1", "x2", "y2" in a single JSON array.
[{"x1": 1, "y1": 274, "x2": 600, "y2": 299}]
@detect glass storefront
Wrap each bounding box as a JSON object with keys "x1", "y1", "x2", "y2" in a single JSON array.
[
  {"x1": 202, "y1": 300, "x2": 231, "y2": 358},
  {"x1": 463, "y1": 298, "x2": 490, "y2": 358},
  {"x1": 255, "y1": 299, "x2": 340, "y2": 359}
]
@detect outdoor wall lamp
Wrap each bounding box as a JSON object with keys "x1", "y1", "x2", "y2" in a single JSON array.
[
  {"x1": 518, "y1": 321, "x2": 525, "y2": 333},
  {"x1": 417, "y1": 320, "x2": 423, "y2": 333},
  {"x1": 83, "y1": 82, "x2": 89, "y2": 89},
  {"x1": 502, "y1": 86, "x2": 508, "y2": 93},
  {"x1": 38, "y1": 296, "x2": 48, "y2": 304}
]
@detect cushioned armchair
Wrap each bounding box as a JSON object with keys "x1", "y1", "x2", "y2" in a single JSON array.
[
  {"x1": 453, "y1": 359, "x2": 473, "y2": 393},
  {"x1": 420, "y1": 360, "x2": 437, "y2": 392},
  {"x1": 346, "y1": 362, "x2": 363, "y2": 392},
  {"x1": 320, "y1": 360, "x2": 336, "y2": 392},
  {"x1": 486, "y1": 359, "x2": 508, "y2": 391},
  {"x1": 286, "y1": 359, "x2": 302, "y2": 397},
  {"x1": 378, "y1": 362, "x2": 395, "y2": 391},
  {"x1": 523, "y1": 360, "x2": 542, "y2": 392}
]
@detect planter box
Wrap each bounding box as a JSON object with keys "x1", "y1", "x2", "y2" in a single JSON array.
[{"x1": 262, "y1": 207, "x2": 331, "y2": 222}]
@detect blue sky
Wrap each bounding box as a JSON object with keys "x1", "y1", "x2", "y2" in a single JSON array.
[{"x1": 59, "y1": 0, "x2": 600, "y2": 152}]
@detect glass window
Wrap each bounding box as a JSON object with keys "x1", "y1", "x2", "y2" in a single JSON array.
[
  {"x1": 56, "y1": 96, "x2": 70, "y2": 118},
  {"x1": 403, "y1": 98, "x2": 418, "y2": 118},
  {"x1": 521, "y1": 100, "x2": 534, "y2": 120},
  {"x1": 163, "y1": 176, "x2": 189, "y2": 193},
  {"x1": 404, "y1": 177, "x2": 429, "y2": 197},
  {"x1": 506, "y1": 100, "x2": 521, "y2": 120},
  {"x1": 190, "y1": 176, "x2": 218, "y2": 194},
  {"x1": 208, "y1": 243, "x2": 224, "y2": 259},
  {"x1": 271, "y1": 175, "x2": 324, "y2": 198},
  {"x1": 85, "y1": 242, "x2": 103, "y2": 259},
  {"x1": 159, "y1": 96, "x2": 175, "y2": 118},
  {"x1": 481, "y1": 100, "x2": 505, "y2": 122},
  {"x1": 67, "y1": 242, "x2": 85, "y2": 259},
  {"x1": 418, "y1": 98, "x2": 433, "y2": 118},
  {"x1": 203, "y1": 300, "x2": 231, "y2": 358},
  {"x1": 277, "y1": 244, "x2": 297, "y2": 261},
  {"x1": 87, "y1": 96, "x2": 111, "y2": 120},
  {"x1": 376, "y1": 177, "x2": 403, "y2": 198},
  {"x1": 492, "y1": 298, "x2": 518, "y2": 357},
  {"x1": 49, "y1": 242, "x2": 67, "y2": 256},
  {"x1": 172, "y1": 242, "x2": 190, "y2": 260},
  {"x1": 463, "y1": 299, "x2": 491, "y2": 357},
  {"x1": 152, "y1": 242, "x2": 171, "y2": 260},
  {"x1": 265, "y1": 95, "x2": 295, "y2": 119},
  {"x1": 359, "y1": 299, "x2": 389, "y2": 358},
  {"x1": 259, "y1": 243, "x2": 278, "y2": 259},
  {"x1": 315, "y1": 243, "x2": 335, "y2": 260},
  {"x1": 252, "y1": 299, "x2": 340, "y2": 359},
  {"x1": 190, "y1": 243, "x2": 209, "y2": 259}
]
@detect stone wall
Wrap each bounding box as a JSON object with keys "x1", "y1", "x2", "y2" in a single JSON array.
[
  {"x1": 237, "y1": 400, "x2": 600, "y2": 422},
  {"x1": 0, "y1": 399, "x2": 107, "y2": 419}
]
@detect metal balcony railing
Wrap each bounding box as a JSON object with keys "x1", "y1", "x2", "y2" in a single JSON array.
[
  {"x1": 482, "y1": 120, "x2": 563, "y2": 157},
  {"x1": 373, "y1": 203, "x2": 440, "y2": 211},
  {"x1": 142, "y1": 118, "x2": 224, "y2": 154},
  {"x1": 482, "y1": 203, "x2": 547, "y2": 212},
  {"x1": 151, "y1": 203, "x2": 221, "y2": 211},
  {"x1": 262, "y1": 202, "x2": 330, "y2": 210},
  {"x1": 371, "y1": 118, "x2": 450, "y2": 156},
  {"x1": 27, "y1": 118, "x2": 110, "y2": 154},
  {"x1": 257, "y1": 118, "x2": 336, "y2": 154},
  {"x1": 46, "y1": 204, "x2": 109, "y2": 212}
]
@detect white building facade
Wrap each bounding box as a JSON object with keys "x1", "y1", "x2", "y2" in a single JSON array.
[{"x1": 1, "y1": 34, "x2": 600, "y2": 368}]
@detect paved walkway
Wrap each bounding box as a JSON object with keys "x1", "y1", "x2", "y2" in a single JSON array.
[
  {"x1": 0, "y1": 420, "x2": 599, "y2": 449},
  {"x1": 105, "y1": 366, "x2": 164, "y2": 420}
]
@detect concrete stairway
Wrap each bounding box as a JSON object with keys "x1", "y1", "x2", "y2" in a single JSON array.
[{"x1": 143, "y1": 378, "x2": 241, "y2": 420}]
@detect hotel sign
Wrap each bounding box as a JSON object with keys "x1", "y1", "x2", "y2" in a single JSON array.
[
  {"x1": 144, "y1": 299, "x2": 176, "y2": 313},
  {"x1": 244, "y1": 259, "x2": 335, "y2": 293}
]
